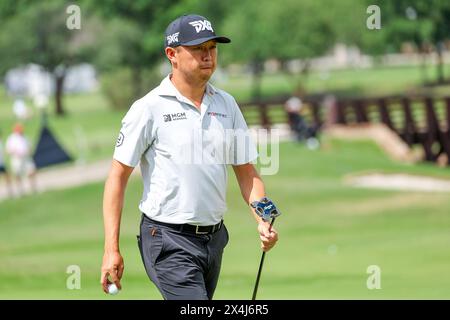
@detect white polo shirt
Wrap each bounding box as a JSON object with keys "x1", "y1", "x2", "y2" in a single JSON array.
[{"x1": 113, "y1": 75, "x2": 258, "y2": 225}]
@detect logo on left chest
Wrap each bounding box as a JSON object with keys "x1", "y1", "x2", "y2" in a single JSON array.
[{"x1": 207, "y1": 111, "x2": 228, "y2": 118}]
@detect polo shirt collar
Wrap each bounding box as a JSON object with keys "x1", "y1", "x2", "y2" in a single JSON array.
[{"x1": 157, "y1": 74, "x2": 218, "y2": 102}]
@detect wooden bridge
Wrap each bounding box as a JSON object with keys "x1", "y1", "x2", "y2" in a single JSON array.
[{"x1": 239, "y1": 94, "x2": 450, "y2": 166}]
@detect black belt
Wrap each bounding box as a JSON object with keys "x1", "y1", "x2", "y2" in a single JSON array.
[{"x1": 146, "y1": 217, "x2": 223, "y2": 235}]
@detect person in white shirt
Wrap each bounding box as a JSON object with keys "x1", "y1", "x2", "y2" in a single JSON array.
[
  {"x1": 101, "y1": 14, "x2": 280, "y2": 300},
  {"x1": 5, "y1": 123, "x2": 37, "y2": 196},
  {"x1": 284, "y1": 90, "x2": 320, "y2": 149},
  {"x1": 13, "y1": 98, "x2": 30, "y2": 120},
  {"x1": 0, "y1": 131, "x2": 13, "y2": 198}
]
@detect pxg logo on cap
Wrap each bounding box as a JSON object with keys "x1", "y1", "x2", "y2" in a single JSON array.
[{"x1": 165, "y1": 14, "x2": 231, "y2": 48}]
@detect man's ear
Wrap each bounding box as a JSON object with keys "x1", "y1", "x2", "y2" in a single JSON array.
[{"x1": 165, "y1": 47, "x2": 177, "y2": 65}]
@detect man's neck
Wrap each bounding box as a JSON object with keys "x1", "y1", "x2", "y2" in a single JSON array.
[{"x1": 170, "y1": 73, "x2": 207, "y2": 109}]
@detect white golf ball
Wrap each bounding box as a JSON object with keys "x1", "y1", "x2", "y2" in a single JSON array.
[{"x1": 107, "y1": 283, "x2": 119, "y2": 295}]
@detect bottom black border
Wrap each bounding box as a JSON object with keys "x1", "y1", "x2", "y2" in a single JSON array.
[{"x1": 1, "y1": 300, "x2": 445, "y2": 318}]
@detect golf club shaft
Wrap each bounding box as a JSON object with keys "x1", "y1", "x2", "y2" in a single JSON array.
[{"x1": 252, "y1": 217, "x2": 276, "y2": 300}]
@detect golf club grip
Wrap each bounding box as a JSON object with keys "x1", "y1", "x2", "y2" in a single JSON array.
[
  {"x1": 269, "y1": 217, "x2": 275, "y2": 230},
  {"x1": 252, "y1": 217, "x2": 276, "y2": 300}
]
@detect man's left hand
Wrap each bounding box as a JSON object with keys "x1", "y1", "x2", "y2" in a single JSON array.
[{"x1": 257, "y1": 221, "x2": 279, "y2": 252}]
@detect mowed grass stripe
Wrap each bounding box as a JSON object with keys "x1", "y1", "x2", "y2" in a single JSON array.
[{"x1": 1, "y1": 140, "x2": 450, "y2": 299}]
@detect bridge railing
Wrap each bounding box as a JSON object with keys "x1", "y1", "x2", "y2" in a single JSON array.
[{"x1": 239, "y1": 95, "x2": 450, "y2": 165}]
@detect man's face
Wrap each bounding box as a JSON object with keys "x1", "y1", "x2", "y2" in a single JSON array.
[{"x1": 167, "y1": 40, "x2": 218, "y2": 81}]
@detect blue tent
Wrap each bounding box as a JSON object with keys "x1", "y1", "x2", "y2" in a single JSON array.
[{"x1": 33, "y1": 126, "x2": 72, "y2": 169}]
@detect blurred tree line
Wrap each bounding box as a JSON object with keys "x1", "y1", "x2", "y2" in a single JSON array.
[
  {"x1": 0, "y1": 0, "x2": 449, "y2": 116},
  {"x1": 362, "y1": 0, "x2": 450, "y2": 84}
]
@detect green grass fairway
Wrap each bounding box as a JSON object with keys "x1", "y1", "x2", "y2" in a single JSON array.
[{"x1": 1, "y1": 140, "x2": 450, "y2": 299}]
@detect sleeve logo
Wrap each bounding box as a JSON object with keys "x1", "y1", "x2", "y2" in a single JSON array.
[{"x1": 116, "y1": 132, "x2": 124, "y2": 147}]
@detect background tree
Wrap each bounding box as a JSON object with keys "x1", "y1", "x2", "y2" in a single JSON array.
[
  {"x1": 222, "y1": 0, "x2": 365, "y2": 100},
  {"x1": 88, "y1": 0, "x2": 230, "y2": 97},
  {"x1": 361, "y1": 0, "x2": 450, "y2": 84},
  {"x1": 0, "y1": 0, "x2": 153, "y2": 114},
  {"x1": 0, "y1": 0, "x2": 97, "y2": 116},
  {"x1": 84, "y1": 0, "x2": 233, "y2": 108}
]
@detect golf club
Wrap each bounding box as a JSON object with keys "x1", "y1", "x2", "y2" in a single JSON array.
[
  {"x1": 252, "y1": 216, "x2": 276, "y2": 300},
  {"x1": 250, "y1": 197, "x2": 281, "y2": 300}
]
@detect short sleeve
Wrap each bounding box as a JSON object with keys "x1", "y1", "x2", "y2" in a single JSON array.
[
  {"x1": 229, "y1": 99, "x2": 258, "y2": 165},
  {"x1": 113, "y1": 100, "x2": 153, "y2": 167}
]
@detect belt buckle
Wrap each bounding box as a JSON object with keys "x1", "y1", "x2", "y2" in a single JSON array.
[{"x1": 195, "y1": 225, "x2": 208, "y2": 235}]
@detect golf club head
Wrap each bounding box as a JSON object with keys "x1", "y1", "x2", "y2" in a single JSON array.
[{"x1": 251, "y1": 197, "x2": 281, "y2": 222}]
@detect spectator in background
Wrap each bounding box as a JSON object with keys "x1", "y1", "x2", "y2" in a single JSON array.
[
  {"x1": 284, "y1": 89, "x2": 320, "y2": 149},
  {"x1": 0, "y1": 130, "x2": 13, "y2": 198},
  {"x1": 13, "y1": 98, "x2": 31, "y2": 120},
  {"x1": 5, "y1": 123, "x2": 37, "y2": 196}
]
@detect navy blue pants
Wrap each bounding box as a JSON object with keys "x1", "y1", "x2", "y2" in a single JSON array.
[{"x1": 137, "y1": 214, "x2": 229, "y2": 300}]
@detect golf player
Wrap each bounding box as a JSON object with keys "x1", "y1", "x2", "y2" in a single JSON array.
[{"x1": 101, "y1": 14, "x2": 279, "y2": 300}]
